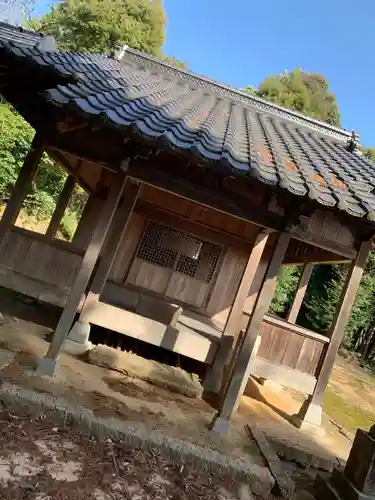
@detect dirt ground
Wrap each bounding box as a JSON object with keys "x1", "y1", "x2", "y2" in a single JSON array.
[
  {"x1": 324, "y1": 353, "x2": 375, "y2": 434},
  {"x1": 0, "y1": 289, "x2": 372, "y2": 499},
  {"x1": 0, "y1": 408, "x2": 250, "y2": 500}
]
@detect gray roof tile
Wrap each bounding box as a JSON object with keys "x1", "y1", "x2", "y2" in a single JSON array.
[{"x1": 1, "y1": 23, "x2": 375, "y2": 222}]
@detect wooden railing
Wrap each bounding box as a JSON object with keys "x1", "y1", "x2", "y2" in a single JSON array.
[
  {"x1": 0, "y1": 227, "x2": 84, "y2": 306},
  {"x1": 247, "y1": 313, "x2": 329, "y2": 393}
]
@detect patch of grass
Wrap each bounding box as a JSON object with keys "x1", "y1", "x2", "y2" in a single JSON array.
[
  {"x1": 60, "y1": 211, "x2": 78, "y2": 240},
  {"x1": 323, "y1": 386, "x2": 375, "y2": 433}
]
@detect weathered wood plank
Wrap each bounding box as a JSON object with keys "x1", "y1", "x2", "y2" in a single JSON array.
[
  {"x1": 40, "y1": 170, "x2": 128, "y2": 365},
  {"x1": 211, "y1": 232, "x2": 291, "y2": 426},
  {"x1": 109, "y1": 213, "x2": 146, "y2": 282},
  {"x1": 286, "y1": 263, "x2": 314, "y2": 323},
  {"x1": 46, "y1": 175, "x2": 76, "y2": 239},
  {"x1": 126, "y1": 259, "x2": 171, "y2": 294},
  {"x1": 204, "y1": 232, "x2": 269, "y2": 393},
  {"x1": 224, "y1": 230, "x2": 270, "y2": 336},
  {"x1": 80, "y1": 181, "x2": 141, "y2": 322}
]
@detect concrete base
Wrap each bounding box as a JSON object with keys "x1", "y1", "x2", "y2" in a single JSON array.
[
  {"x1": 35, "y1": 356, "x2": 59, "y2": 377},
  {"x1": 62, "y1": 321, "x2": 92, "y2": 356},
  {"x1": 63, "y1": 338, "x2": 93, "y2": 356},
  {"x1": 209, "y1": 414, "x2": 230, "y2": 435},
  {"x1": 67, "y1": 320, "x2": 91, "y2": 344},
  {"x1": 293, "y1": 397, "x2": 323, "y2": 430}
]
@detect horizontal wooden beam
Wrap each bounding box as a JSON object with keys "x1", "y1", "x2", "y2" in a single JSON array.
[
  {"x1": 128, "y1": 159, "x2": 286, "y2": 232},
  {"x1": 288, "y1": 226, "x2": 357, "y2": 260},
  {"x1": 251, "y1": 358, "x2": 317, "y2": 394},
  {"x1": 135, "y1": 201, "x2": 257, "y2": 251}
]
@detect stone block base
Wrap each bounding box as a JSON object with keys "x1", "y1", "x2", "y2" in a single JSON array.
[
  {"x1": 63, "y1": 338, "x2": 93, "y2": 356},
  {"x1": 209, "y1": 415, "x2": 230, "y2": 435},
  {"x1": 62, "y1": 321, "x2": 92, "y2": 356},
  {"x1": 67, "y1": 321, "x2": 91, "y2": 344},
  {"x1": 293, "y1": 397, "x2": 323, "y2": 432},
  {"x1": 35, "y1": 356, "x2": 59, "y2": 377}
]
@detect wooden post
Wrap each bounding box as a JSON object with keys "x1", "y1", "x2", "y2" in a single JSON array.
[
  {"x1": 0, "y1": 136, "x2": 44, "y2": 251},
  {"x1": 72, "y1": 194, "x2": 103, "y2": 250},
  {"x1": 286, "y1": 263, "x2": 314, "y2": 324},
  {"x1": 80, "y1": 181, "x2": 141, "y2": 321},
  {"x1": 45, "y1": 175, "x2": 76, "y2": 239},
  {"x1": 203, "y1": 229, "x2": 271, "y2": 393},
  {"x1": 211, "y1": 232, "x2": 291, "y2": 433},
  {"x1": 296, "y1": 240, "x2": 372, "y2": 428},
  {"x1": 36, "y1": 170, "x2": 128, "y2": 376}
]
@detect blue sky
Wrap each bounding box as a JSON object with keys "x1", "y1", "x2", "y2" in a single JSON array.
[{"x1": 32, "y1": 0, "x2": 375, "y2": 146}]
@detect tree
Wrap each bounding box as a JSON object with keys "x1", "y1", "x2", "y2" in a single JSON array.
[
  {"x1": 362, "y1": 147, "x2": 375, "y2": 162},
  {"x1": 163, "y1": 56, "x2": 187, "y2": 70},
  {"x1": 30, "y1": 0, "x2": 166, "y2": 56},
  {"x1": 245, "y1": 69, "x2": 341, "y2": 126},
  {"x1": 0, "y1": 103, "x2": 87, "y2": 238}
]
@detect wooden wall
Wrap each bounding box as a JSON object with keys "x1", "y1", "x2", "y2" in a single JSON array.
[
  {"x1": 257, "y1": 316, "x2": 328, "y2": 376},
  {"x1": 0, "y1": 227, "x2": 84, "y2": 306},
  {"x1": 107, "y1": 185, "x2": 265, "y2": 321}
]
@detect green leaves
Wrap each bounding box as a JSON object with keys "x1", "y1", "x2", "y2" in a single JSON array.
[
  {"x1": 245, "y1": 69, "x2": 341, "y2": 127},
  {"x1": 30, "y1": 0, "x2": 166, "y2": 56},
  {"x1": 0, "y1": 104, "x2": 86, "y2": 238}
]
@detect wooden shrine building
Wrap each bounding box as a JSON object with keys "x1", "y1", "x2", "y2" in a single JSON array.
[{"x1": 0, "y1": 22, "x2": 374, "y2": 432}]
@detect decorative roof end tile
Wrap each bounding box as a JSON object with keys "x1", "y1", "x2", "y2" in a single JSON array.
[
  {"x1": 346, "y1": 131, "x2": 361, "y2": 154},
  {"x1": 112, "y1": 44, "x2": 129, "y2": 61},
  {"x1": 36, "y1": 35, "x2": 57, "y2": 52}
]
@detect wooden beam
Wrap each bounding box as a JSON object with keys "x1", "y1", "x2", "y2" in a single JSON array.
[
  {"x1": 286, "y1": 263, "x2": 314, "y2": 324},
  {"x1": 45, "y1": 175, "x2": 76, "y2": 239},
  {"x1": 288, "y1": 225, "x2": 357, "y2": 260},
  {"x1": 296, "y1": 239, "x2": 372, "y2": 427},
  {"x1": 210, "y1": 231, "x2": 291, "y2": 432},
  {"x1": 0, "y1": 135, "x2": 44, "y2": 253},
  {"x1": 48, "y1": 149, "x2": 91, "y2": 193},
  {"x1": 225, "y1": 230, "x2": 272, "y2": 336},
  {"x1": 71, "y1": 195, "x2": 103, "y2": 250},
  {"x1": 135, "y1": 201, "x2": 256, "y2": 252},
  {"x1": 128, "y1": 159, "x2": 286, "y2": 232},
  {"x1": 203, "y1": 229, "x2": 271, "y2": 393},
  {"x1": 36, "y1": 169, "x2": 128, "y2": 375},
  {"x1": 80, "y1": 181, "x2": 142, "y2": 321}
]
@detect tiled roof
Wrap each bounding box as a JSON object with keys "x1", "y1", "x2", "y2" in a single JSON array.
[
  {"x1": 1, "y1": 24, "x2": 375, "y2": 222},
  {"x1": 0, "y1": 22, "x2": 43, "y2": 47}
]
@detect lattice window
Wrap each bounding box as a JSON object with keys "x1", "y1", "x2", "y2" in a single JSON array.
[{"x1": 136, "y1": 222, "x2": 222, "y2": 283}]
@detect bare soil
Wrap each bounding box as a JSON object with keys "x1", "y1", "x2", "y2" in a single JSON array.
[{"x1": 0, "y1": 407, "x2": 253, "y2": 500}]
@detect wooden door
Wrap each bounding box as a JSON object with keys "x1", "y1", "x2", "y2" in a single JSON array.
[{"x1": 126, "y1": 221, "x2": 222, "y2": 309}]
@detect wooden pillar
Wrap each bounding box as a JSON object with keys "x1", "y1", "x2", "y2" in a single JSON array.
[
  {"x1": 80, "y1": 181, "x2": 141, "y2": 321},
  {"x1": 0, "y1": 136, "x2": 44, "y2": 251},
  {"x1": 211, "y1": 231, "x2": 291, "y2": 433},
  {"x1": 45, "y1": 175, "x2": 76, "y2": 239},
  {"x1": 286, "y1": 263, "x2": 314, "y2": 324},
  {"x1": 36, "y1": 170, "x2": 128, "y2": 376},
  {"x1": 296, "y1": 240, "x2": 371, "y2": 429},
  {"x1": 72, "y1": 194, "x2": 103, "y2": 250},
  {"x1": 203, "y1": 229, "x2": 271, "y2": 393}
]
